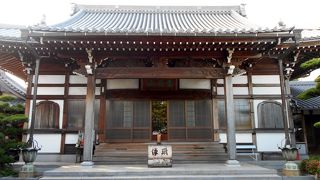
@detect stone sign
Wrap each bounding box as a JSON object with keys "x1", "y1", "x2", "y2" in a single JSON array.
[{"x1": 148, "y1": 145, "x2": 172, "y2": 167}]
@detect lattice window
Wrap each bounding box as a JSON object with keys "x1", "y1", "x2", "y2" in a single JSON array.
[
  {"x1": 67, "y1": 99, "x2": 100, "y2": 129},
  {"x1": 168, "y1": 100, "x2": 185, "y2": 127},
  {"x1": 217, "y1": 99, "x2": 251, "y2": 130},
  {"x1": 234, "y1": 99, "x2": 251, "y2": 129}
]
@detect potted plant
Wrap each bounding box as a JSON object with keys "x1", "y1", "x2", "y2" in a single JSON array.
[
  {"x1": 278, "y1": 145, "x2": 299, "y2": 161},
  {"x1": 278, "y1": 139, "x2": 300, "y2": 176}
]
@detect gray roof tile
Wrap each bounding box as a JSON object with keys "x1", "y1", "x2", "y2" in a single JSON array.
[
  {"x1": 32, "y1": 5, "x2": 290, "y2": 35},
  {"x1": 0, "y1": 24, "x2": 25, "y2": 40},
  {"x1": 290, "y1": 81, "x2": 320, "y2": 110}
]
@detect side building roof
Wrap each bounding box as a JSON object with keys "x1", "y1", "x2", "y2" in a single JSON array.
[
  {"x1": 0, "y1": 24, "x2": 27, "y2": 80},
  {"x1": 290, "y1": 81, "x2": 320, "y2": 110},
  {"x1": 0, "y1": 24, "x2": 25, "y2": 41}
]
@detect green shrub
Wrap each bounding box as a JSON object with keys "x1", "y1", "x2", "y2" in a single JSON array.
[
  {"x1": 300, "y1": 156, "x2": 320, "y2": 175},
  {"x1": 300, "y1": 58, "x2": 320, "y2": 70},
  {"x1": 315, "y1": 121, "x2": 320, "y2": 128},
  {"x1": 305, "y1": 160, "x2": 320, "y2": 175},
  {"x1": 0, "y1": 95, "x2": 27, "y2": 177},
  {"x1": 297, "y1": 88, "x2": 320, "y2": 100}
]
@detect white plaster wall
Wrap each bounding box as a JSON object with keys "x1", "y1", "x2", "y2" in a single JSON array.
[
  {"x1": 107, "y1": 79, "x2": 139, "y2": 89},
  {"x1": 252, "y1": 75, "x2": 280, "y2": 84},
  {"x1": 252, "y1": 87, "x2": 281, "y2": 95},
  {"x1": 253, "y1": 100, "x2": 281, "y2": 128},
  {"x1": 68, "y1": 87, "x2": 101, "y2": 95},
  {"x1": 96, "y1": 79, "x2": 101, "y2": 84},
  {"x1": 32, "y1": 87, "x2": 64, "y2": 95},
  {"x1": 219, "y1": 133, "x2": 253, "y2": 143},
  {"x1": 69, "y1": 75, "x2": 87, "y2": 84},
  {"x1": 31, "y1": 134, "x2": 62, "y2": 153},
  {"x1": 235, "y1": 133, "x2": 253, "y2": 143},
  {"x1": 217, "y1": 79, "x2": 224, "y2": 84},
  {"x1": 233, "y1": 76, "x2": 248, "y2": 84},
  {"x1": 65, "y1": 134, "x2": 78, "y2": 144},
  {"x1": 233, "y1": 87, "x2": 249, "y2": 95},
  {"x1": 256, "y1": 133, "x2": 285, "y2": 152},
  {"x1": 95, "y1": 87, "x2": 101, "y2": 95},
  {"x1": 29, "y1": 100, "x2": 64, "y2": 129},
  {"x1": 34, "y1": 75, "x2": 65, "y2": 84},
  {"x1": 217, "y1": 87, "x2": 224, "y2": 95},
  {"x1": 69, "y1": 87, "x2": 87, "y2": 95},
  {"x1": 219, "y1": 133, "x2": 227, "y2": 143},
  {"x1": 179, "y1": 79, "x2": 210, "y2": 89}
]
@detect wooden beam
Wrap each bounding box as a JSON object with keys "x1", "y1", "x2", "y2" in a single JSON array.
[{"x1": 96, "y1": 67, "x2": 225, "y2": 79}]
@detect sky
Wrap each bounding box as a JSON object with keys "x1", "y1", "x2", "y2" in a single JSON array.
[{"x1": 0, "y1": 0, "x2": 319, "y2": 82}]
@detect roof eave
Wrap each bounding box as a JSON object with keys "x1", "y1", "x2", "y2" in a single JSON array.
[{"x1": 28, "y1": 30, "x2": 294, "y2": 38}]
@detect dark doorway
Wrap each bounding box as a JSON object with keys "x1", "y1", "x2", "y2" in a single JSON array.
[
  {"x1": 152, "y1": 101, "x2": 168, "y2": 141},
  {"x1": 305, "y1": 115, "x2": 320, "y2": 155}
]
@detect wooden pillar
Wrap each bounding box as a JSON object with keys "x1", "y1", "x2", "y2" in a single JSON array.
[
  {"x1": 224, "y1": 75, "x2": 239, "y2": 166},
  {"x1": 22, "y1": 75, "x2": 33, "y2": 143},
  {"x1": 60, "y1": 69, "x2": 70, "y2": 154},
  {"x1": 247, "y1": 72, "x2": 257, "y2": 146},
  {"x1": 98, "y1": 79, "x2": 106, "y2": 143},
  {"x1": 28, "y1": 58, "x2": 40, "y2": 145},
  {"x1": 211, "y1": 79, "x2": 220, "y2": 141},
  {"x1": 81, "y1": 75, "x2": 96, "y2": 166},
  {"x1": 278, "y1": 59, "x2": 290, "y2": 145}
]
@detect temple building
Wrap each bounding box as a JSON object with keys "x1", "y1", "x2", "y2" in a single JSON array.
[{"x1": 0, "y1": 4, "x2": 319, "y2": 165}]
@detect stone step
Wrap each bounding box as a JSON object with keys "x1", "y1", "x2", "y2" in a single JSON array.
[
  {"x1": 40, "y1": 164, "x2": 316, "y2": 180},
  {"x1": 93, "y1": 142, "x2": 227, "y2": 164},
  {"x1": 42, "y1": 164, "x2": 279, "y2": 177},
  {"x1": 95, "y1": 149, "x2": 226, "y2": 155},
  {"x1": 40, "y1": 174, "x2": 315, "y2": 180},
  {"x1": 93, "y1": 155, "x2": 228, "y2": 162}
]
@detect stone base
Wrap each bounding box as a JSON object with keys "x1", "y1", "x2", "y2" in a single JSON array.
[
  {"x1": 148, "y1": 159, "x2": 172, "y2": 168},
  {"x1": 19, "y1": 171, "x2": 36, "y2": 178},
  {"x1": 283, "y1": 161, "x2": 299, "y2": 170},
  {"x1": 283, "y1": 169, "x2": 300, "y2": 176},
  {"x1": 81, "y1": 161, "x2": 94, "y2": 166},
  {"x1": 225, "y1": 160, "x2": 240, "y2": 167},
  {"x1": 283, "y1": 161, "x2": 300, "y2": 176},
  {"x1": 20, "y1": 163, "x2": 36, "y2": 172}
]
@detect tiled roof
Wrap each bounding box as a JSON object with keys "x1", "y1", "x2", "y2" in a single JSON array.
[
  {"x1": 32, "y1": 5, "x2": 290, "y2": 35},
  {"x1": 0, "y1": 24, "x2": 24, "y2": 40},
  {"x1": 0, "y1": 69, "x2": 25, "y2": 100},
  {"x1": 290, "y1": 81, "x2": 320, "y2": 110}
]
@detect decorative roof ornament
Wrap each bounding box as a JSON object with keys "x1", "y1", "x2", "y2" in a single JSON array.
[
  {"x1": 40, "y1": 14, "x2": 46, "y2": 26},
  {"x1": 70, "y1": 3, "x2": 80, "y2": 16},
  {"x1": 278, "y1": 20, "x2": 286, "y2": 29},
  {"x1": 239, "y1": 4, "x2": 247, "y2": 17}
]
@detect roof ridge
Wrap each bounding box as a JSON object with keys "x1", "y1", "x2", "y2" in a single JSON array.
[
  {"x1": 75, "y1": 4, "x2": 242, "y2": 13},
  {"x1": 0, "y1": 24, "x2": 26, "y2": 29}
]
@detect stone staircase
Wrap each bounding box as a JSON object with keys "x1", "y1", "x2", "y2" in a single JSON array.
[
  {"x1": 93, "y1": 142, "x2": 228, "y2": 164},
  {"x1": 39, "y1": 163, "x2": 315, "y2": 180}
]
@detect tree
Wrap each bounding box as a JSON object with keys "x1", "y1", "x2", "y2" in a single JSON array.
[
  {"x1": 0, "y1": 95, "x2": 27, "y2": 177},
  {"x1": 297, "y1": 57, "x2": 320, "y2": 128}
]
